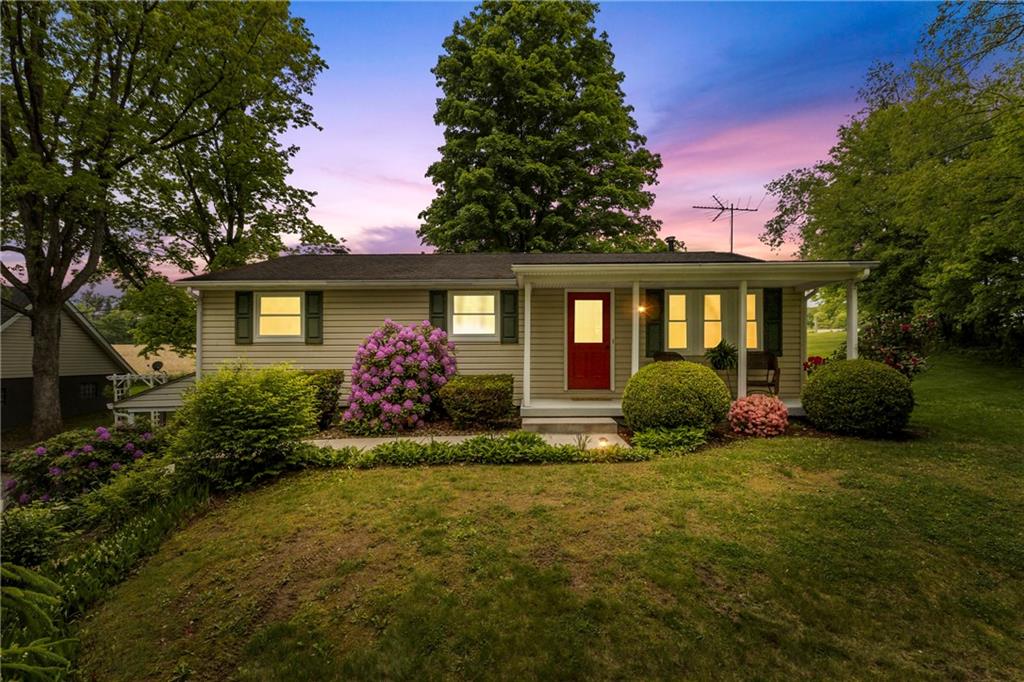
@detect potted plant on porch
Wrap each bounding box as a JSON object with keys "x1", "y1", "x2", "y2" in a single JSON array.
[{"x1": 705, "y1": 340, "x2": 738, "y2": 397}]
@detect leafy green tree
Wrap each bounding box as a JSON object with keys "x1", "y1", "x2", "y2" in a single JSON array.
[
  {"x1": 1, "y1": 2, "x2": 324, "y2": 437},
  {"x1": 74, "y1": 289, "x2": 137, "y2": 344},
  {"x1": 121, "y1": 280, "x2": 196, "y2": 358},
  {"x1": 762, "y1": 2, "x2": 1024, "y2": 353},
  {"x1": 121, "y1": 113, "x2": 343, "y2": 280},
  {"x1": 418, "y1": 0, "x2": 662, "y2": 252}
]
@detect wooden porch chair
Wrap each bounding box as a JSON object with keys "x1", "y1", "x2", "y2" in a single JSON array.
[
  {"x1": 746, "y1": 351, "x2": 780, "y2": 395},
  {"x1": 653, "y1": 351, "x2": 686, "y2": 362}
]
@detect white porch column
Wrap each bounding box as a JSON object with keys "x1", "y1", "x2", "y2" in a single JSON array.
[
  {"x1": 737, "y1": 280, "x2": 747, "y2": 397},
  {"x1": 522, "y1": 280, "x2": 532, "y2": 407},
  {"x1": 194, "y1": 289, "x2": 203, "y2": 380},
  {"x1": 631, "y1": 280, "x2": 640, "y2": 375},
  {"x1": 846, "y1": 280, "x2": 858, "y2": 359}
]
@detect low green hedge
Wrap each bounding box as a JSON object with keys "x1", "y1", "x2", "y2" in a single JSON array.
[
  {"x1": 621, "y1": 361, "x2": 731, "y2": 432},
  {"x1": 801, "y1": 359, "x2": 914, "y2": 436},
  {"x1": 296, "y1": 431, "x2": 654, "y2": 470},
  {"x1": 438, "y1": 374, "x2": 515, "y2": 428}
]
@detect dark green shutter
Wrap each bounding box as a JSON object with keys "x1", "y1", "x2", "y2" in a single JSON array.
[
  {"x1": 644, "y1": 289, "x2": 664, "y2": 357},
  {"x1": 429, "y1": 290, "x2": 447, "y2": 331},
  {"x1": 500, "y1": 290, "x2": 518, "y2": 344},
  {"x1": 305, "y1": 291, "x2": 323, "y2": 345},
  {"x1": 235, "y1": 291, "x2": 253, "y2": 345},
  {"x1": 764, "y1": 288, "x2": 783, "y2": 356}
]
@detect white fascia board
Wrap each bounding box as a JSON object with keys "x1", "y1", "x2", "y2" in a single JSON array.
[
  {"x1": 513, "y1": 262, "x2": 877, "y2": 286},
  {"x1": 173, "y1": 278, "x2": 518, "y2": 290}
]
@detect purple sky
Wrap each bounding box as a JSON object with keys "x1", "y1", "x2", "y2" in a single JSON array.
[{"x1": 285, "y1": 1, "x2": 937, "y2": 259}]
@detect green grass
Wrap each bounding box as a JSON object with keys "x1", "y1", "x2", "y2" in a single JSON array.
[
  {"x1": 76, "y1": 354, "x2": 1024, "y2": 680},
  {"x1": 806, "y1": 330, "x2": 845, "y2": 357}
]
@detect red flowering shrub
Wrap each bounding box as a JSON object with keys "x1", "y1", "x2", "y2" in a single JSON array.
[
  {"x1": 803, "y1": 355, "x2": 827, "y2": 376},
  {"x1": 859, "y1": 313, "x2": 940, "y2": 380},
  {"x1": 342, "y1": 320, "x2": 457, "y2": 434},
  {"x1": 728, "y1": 394, "x2": 789, "y2": 437}
]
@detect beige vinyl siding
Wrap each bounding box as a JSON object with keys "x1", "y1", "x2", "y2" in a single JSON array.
[
  {"x1": 1, "y1": 310, "x2": 123, "y2": 380},
  {"x1": 200, "y1": 289, "x2": 526, "y2": 399}
]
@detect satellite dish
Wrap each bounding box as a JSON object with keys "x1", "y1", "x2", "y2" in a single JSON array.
[{"x1": 152, "y1": 360, "x2": 164, "y2": 372}]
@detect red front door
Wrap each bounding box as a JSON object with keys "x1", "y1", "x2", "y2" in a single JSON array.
[{"x1": 567, "y1": 292, "x2": 611, "y2": 390}]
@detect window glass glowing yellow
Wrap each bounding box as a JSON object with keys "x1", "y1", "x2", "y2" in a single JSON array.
[
  {"x1": 703, "y1": 294, "x2": 723, "y2": 348},
  {"x1": 746, "y1": 293, "x2": 758, "y2": 349},
  {"x1": 453, "y1": 295, "x2": 494, "y2": 315},
  {"x1": 667, "y1": 293, "x2": 687, "y2": 349},
  {"x1": 259, "y1": 316, "x2": 302, "y2": 337},
  {"x1": 573, "y1": 299, "x2": 603, "y2": 343},
  {"x1": 704, "y1": 294, "x2": 721, "y2": 320},
  {"x1": 451, "y1": 294, "x2": 496, "y2": 335},
  {"x1": 668, "y1": 321, "x2": 687, "y2": 349},
  {"x1": 452, "y1": 314, "x2": 495, "y2": 335},
  {"x1": 668, "y1": 294, "x2": 686, "y2": 321},
  {"x1": 260, "y1": 296, "x2": 301, "y2": 315}
]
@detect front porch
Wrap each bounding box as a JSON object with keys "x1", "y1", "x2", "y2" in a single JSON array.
[{"x1": 513, "y1": 259, "x2": 871, "y2": 419}]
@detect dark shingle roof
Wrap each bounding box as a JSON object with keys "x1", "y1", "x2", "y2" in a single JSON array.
[{"x1": 179, "y1": 252, "x2": 763, "y2": 283}]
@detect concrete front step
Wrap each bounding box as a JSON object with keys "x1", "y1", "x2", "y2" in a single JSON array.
[{"x1": 521, "y1": 416, "x2": 619, "y2": 434}]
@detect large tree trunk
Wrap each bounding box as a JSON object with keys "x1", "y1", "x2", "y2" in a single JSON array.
[{"x1": 31, "y1": 300, "x2": 63, "y2": 441}]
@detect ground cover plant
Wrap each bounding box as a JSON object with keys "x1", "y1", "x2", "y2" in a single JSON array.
[{"x1": 74, "y1": 354, "x2": 1024, "y2": 680}]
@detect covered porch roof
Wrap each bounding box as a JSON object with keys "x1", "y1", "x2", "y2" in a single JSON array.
[{"x1": 512, "y1": 260, "x2": 877, "y2": 290}]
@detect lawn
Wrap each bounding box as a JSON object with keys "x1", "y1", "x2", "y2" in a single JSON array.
[
  {"x1": 806, "y1": 329, "x2": 845, "y2": 357},
  {"x1": 77, "y1": 354, "x2": 1024, "y2": 680}
]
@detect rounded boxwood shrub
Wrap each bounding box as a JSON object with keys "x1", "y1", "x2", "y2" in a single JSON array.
[
  {"x1": 621, "y1": 361, "x2": 731, "y2": 432},
  {"x1": 801, "y1": 359, "x2": 914, "y2": 436}
]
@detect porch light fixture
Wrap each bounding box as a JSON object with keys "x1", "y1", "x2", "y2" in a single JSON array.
[{"x1": 637, "y1": 304, "x2": 647, "y2": 314}]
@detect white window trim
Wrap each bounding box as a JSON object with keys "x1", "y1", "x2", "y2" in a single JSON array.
[
  {"x1": 255, "y1": 291, "x2": 305, "y2": 342},
  {"x1": 448, "y1": 290, "x2": 500, "y2": 341},
  {"x1": 663, "y1": 289, "x2": 764, "y2": 353}
]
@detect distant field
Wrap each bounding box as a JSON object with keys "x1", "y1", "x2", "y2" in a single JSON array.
[
  {"x1": 806, "y1": 331, "x2": 844, "y2": 358},
  {"x1": 113, "y1": 345, "x2": 195, "y2": 375}
]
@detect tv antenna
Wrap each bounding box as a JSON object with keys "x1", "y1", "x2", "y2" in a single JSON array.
[{"x1": 692, "y1": 195, "x2": 759, "y2": 253}]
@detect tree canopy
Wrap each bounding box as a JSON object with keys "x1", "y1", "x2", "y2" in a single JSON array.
[
  {"x1": 418, "y1": 0, "x2": 662, "y2": 253},
  {"x1": 1, "y1": 1, "x2": 326, "y2": 436},
  {"x1": 762, "y1": 2, "x2": 1024, "y2": 354}
]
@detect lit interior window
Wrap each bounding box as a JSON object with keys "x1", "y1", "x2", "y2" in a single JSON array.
[
  {"x1": 703, "y1": 294, "x2": 722, "y2": 348},
  {"x1": 573, "y1": 299, "x2": 603, "y2": 343},
  {"x1": 667, "y1": 293, "x2": 687, "y2": 350},
  {"x1": 258, "y1": 295, "x2": 302, "y2": 337},
  {"x1": 746, "y1": 292, "x2": 758, "y2": 349},
  {"x1": 452, "y1": 294, "x2": 496, "y2": 335}
]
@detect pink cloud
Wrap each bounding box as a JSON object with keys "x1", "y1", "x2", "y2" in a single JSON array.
[{"x1": 650, "y1": 104, "x2": 849, "y2": 259}]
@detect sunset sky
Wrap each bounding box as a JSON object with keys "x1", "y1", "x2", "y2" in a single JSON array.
[{"x1": 285, "y1": 1, "x2": 937, "y2": 259}]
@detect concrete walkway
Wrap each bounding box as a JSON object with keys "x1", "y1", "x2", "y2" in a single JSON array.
[{"x1": 309, "y1": 432, "x2": 628, "y2": 451}]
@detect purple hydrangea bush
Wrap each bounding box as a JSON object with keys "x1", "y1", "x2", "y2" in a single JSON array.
[
  {"x1": 4, "y1": 425, "x2": 160, "y2": 505},
  {"x1": 342, "y1": 320, "x2": 457, "y2": 433}
]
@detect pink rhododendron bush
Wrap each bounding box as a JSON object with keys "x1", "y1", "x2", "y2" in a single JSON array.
[
  {"x1": 728, "y1": 394, "x2": 789, "y2": 437},
  {"x1": 342, "y1": 320, "x2": 457, "y2": 433}
]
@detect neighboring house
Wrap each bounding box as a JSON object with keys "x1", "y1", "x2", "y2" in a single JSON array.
[
  {"x1": 154, "y1": 250, "x2": 875, "y2": 419},
  {"x1": 1, "y1": 289, "x2": 134, "y2": 427}
]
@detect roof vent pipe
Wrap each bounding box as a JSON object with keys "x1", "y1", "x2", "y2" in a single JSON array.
[{"x1": 665, "y1": 236, "x2": 678, "y2": 252}]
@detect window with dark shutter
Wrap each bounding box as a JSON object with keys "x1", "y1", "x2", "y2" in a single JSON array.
[
  {"x1": 500, "y1": 290, "x2": 518, "y2": 344},
  {"x1": 305, "y1": 291, "x2": 323, "y2": 345},
  {"x1": 644, "y1": 289, "x2": 664, "y2": 356},
  {"x1": 429, "y1": 290, "x2": 447, "y2": 331},
  {"x1": 764, "y1": 288, "x2": 783, "y2": 356},
  {"x1": 235, "y1": 291, "x2": 253, "y2": 345}
]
